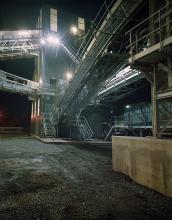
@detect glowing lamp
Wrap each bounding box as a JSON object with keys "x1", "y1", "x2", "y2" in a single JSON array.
[
  {"x1": 66, "y1": 71, "x2": 73, "y2": 80},
  {"x1": 70, "y1": 26, "x2": 78, "y2": 35}
]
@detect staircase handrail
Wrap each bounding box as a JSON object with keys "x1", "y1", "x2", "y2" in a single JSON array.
[{"x1": 82, "y1": 116, "x2": 94, "y2": 138}]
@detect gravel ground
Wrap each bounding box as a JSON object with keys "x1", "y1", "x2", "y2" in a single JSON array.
[{"x1": 0, "y1": 135, "x2": 172, "y2": 220}]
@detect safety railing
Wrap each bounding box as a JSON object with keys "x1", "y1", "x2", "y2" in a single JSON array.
[
  {"x1": 40, "y1": 83, "x2": 56, "y2": 95},
  {"x1": 126, "y1": 1, "x2": 172, "y2": 62},
  {"x1": 50, "y1": 113, "x2": 56, "y2": 136},
  {"x1": 76, "y1": 0, "x2": 116, "y2": 60},
  {"x1": 98, "y1": 66, "x2": 141, "y2": 96},
  {"x1": 0, "y1": 69, "x2": 56, "y2": 96},
  {"x1": 76, "y1": 114, "x2": 94, "y2": 140},
  {"x1": 67, "y1": 0, "x2": 117, "y2": 80},
  {"x1": 104, "y1": 104, "x2": 152, "y2": 140},
  {"x1": 42, "y1": 113, "x2": 48, "y2": 137},
  {"x1": 0, "y1": 69, "x2": 39, "y2": 94},
  {"x1": 82, "y1": 115, "x2": 94, "y2": 138},
  {"x1": 58, "y1": 0, "x2": 143, "y2": 111}
]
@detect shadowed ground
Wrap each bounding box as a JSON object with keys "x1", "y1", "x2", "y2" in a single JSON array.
[{"x1": 0, "y1": 135, "x2": 172, "y2": 220}]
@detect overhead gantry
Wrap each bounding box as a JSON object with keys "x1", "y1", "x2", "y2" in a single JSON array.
[{"x1": 0, "y1": 30, "x2": 41, "y2": 60}]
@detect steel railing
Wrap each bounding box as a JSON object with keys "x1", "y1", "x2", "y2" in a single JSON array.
[
  {"x1": 0, "y1": 69, "x2": 39, "y2": 94},
  {"x1": 58, "y1": 0, "x2": 144, "y2": 111},
  {"x1": 126, "y1": 1, "x2": 172, "y2": 62},
  {"x1": 76, "y1": 115, "x2": 94, "y2": 140},
  {"x1": 0, "y1": 69, "x2": 55, "y2": 96},
  {"x1": 98, "y1": 66, "x2": 141, "y2": 97}
]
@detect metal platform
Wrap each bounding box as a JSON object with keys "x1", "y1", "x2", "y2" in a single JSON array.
[
  {"x1": 0, "y1": 30, "x2": 41, "y2": 60},
  {"x1": 0, "y1": 69, "x2": 55, "y2": 96},
  {"x1": 98, "y1": 66, "x2": 143, "y2": 98}
]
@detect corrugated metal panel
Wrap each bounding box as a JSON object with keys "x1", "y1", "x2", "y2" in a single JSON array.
[
  {"x1": 50, "y1": 8, "x2": 57, "y2": 32},
  {"x1": 78, "y1": 17, "x2": 85, "y2": 31}
]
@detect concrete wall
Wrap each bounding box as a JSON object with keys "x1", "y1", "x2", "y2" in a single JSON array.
[{"x1": 112, "y1": 136, "x2": 172, "y2": 198}]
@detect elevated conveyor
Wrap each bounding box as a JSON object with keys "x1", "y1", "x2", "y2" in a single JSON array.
[{"x1": 58, "y1": 0, "x2": 144, "y2": 112}]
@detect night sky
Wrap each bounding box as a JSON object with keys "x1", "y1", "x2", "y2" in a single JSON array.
[{"x1": 0, "y1": 0, "x2": 106, "y2": 29}]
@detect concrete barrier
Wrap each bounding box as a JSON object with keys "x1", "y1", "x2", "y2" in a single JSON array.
[{"x1": 112, "y1": 136, "x2": 172, "y2": 198}]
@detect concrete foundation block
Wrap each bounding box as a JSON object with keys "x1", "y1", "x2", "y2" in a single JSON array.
[{"x1": 112, "y1": 136, "x2": 172, "y2": 198}]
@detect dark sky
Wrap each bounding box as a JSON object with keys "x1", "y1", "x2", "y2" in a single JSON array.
[{"x1": 0, "y1": 0, "x2": 106, "y2": 29}]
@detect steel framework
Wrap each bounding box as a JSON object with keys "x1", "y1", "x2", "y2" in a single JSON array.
[
  {"x1": 0, "y1": 30, "x2": 41, "y2": 59},
  {"x1": 127, "y1": 1, "x2": 172, "y2": 136},
  {"x1": 0, "y1": 69, "x2": 55, "y2": 96},
  {"x1": 57, "y1": 0, "x2": 144, "y2": 114}
]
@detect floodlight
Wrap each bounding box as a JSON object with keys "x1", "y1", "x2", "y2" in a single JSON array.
[
  {"x1": 66, "y1": 71, "x2": 73, "y2": 80},
  {"x1": 126, "y1": 105, "x2": 131, "y2": 109},
  {"x1": 70, "y1": 26, "x2": 78, "y2": 35},
  {"x1": 18, "y1": 30, "x2": 31, "y2": 36},
  {"x1": 47, "y1": 35, "x2": 61, "y2": 45},
  {"x1": 40, "y1": 39, "x2": 46, "y2": 45}
]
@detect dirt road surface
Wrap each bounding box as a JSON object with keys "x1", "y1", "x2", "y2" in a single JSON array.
[{"x1": 0, "y1": 136, "x2": 172, "y2": 220}]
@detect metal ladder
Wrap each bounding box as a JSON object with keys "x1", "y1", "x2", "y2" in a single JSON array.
[
  {"x1": 42, "y1": 113, "x2": 56, "y2": 138},
  {"x1": 76, "y1": 115, "x2": 94, "y2": 140}
]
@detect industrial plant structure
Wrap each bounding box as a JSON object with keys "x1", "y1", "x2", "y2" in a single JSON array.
[{"x1": 0, "y1": 0, "x2": 172, "y2": 211}]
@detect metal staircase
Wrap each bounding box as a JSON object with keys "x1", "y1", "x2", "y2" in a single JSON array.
[
  {"x1": 61, "y1": 43, "x2": 79, "y2": 64},
  {"x1": 58, "y1": 0, "x2": 144, "y2": 111},
  {"x1": 42, "y1": 113, "x2": 56, "y2": 138},
  {"x1": 76, "y1": 115, "x2": 94, "y2": 140}
]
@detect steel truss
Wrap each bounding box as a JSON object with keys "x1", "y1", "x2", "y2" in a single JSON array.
[{"x1": 0, "y1": 30, "x2": 41, "y2": 59}]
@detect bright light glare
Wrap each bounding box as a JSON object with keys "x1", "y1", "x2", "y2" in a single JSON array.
[
  {"x1": 40, "y1": 39, "x2": 45, "y2": 45},
  {"x1": 126, "y1": 105, "x2": 131, "y2": 109},
  {"x1": 66, "y1": 71, "x2": 73, "y2": 80},
  {"x1": 18, "y1": 30, "x2": 31, "y2": 36},
  {"x1": 39, "y1": 78, "x2": 43, "y2": 84},
  {"x1": 47, "y1": 35, "x2": 60, "y2": 45},
  {"x1": 70, "y1": 26, "x2": 78, "y2": 35}
]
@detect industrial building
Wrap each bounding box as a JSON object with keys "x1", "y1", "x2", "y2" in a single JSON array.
[{"x1": 0, "y1": 0, "x2": 172, "y2": 219}]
